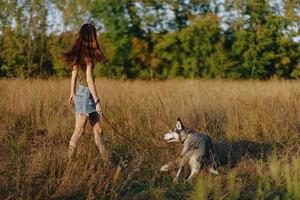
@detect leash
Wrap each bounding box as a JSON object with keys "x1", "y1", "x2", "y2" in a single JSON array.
[
  {"x1": 100, "y1": 112, "x2": 138, "y2": 146},
  {"x1": 100, "y1": 112, "x2": 168, "y2": 150},
  {"x1": 65, "y1": 101, "x2": 169, "y2": 150}
]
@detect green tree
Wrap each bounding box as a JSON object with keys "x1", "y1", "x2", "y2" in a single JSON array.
[
  {"x1": 92, "y1": 0, "x2": 135, "y2": 78},
  {"x1": 225, "y1": 0, "x2": 300, "y2": 79}
]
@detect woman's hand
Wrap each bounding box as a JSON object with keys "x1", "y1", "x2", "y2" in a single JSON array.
[
  {"x1": 68, "y1": 94, "x2": 75, "y2": 107},
  {"x1": 96, "y1": 103, "x2": 102, "y2": 115}
]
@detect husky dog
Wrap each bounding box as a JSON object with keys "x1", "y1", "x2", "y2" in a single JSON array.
[{"x1": 160, "y1": 118, "x2": 219, "y2": 182}]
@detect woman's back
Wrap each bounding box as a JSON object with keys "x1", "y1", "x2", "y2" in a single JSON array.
[
  {"x1": 76, "y1": 64, "x2": 94, "y2": 87},
  {"x1": 77, "y1": 65, "x2": 88, "y2": 86}
]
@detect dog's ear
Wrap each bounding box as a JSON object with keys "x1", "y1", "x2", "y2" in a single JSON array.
[{"x1": 176, "y1": 117, "x2": 184, "y2": 130}]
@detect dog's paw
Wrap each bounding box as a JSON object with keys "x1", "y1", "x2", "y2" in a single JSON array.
[
  {"x1": 209, "y1": 168, "x2": 219, "y2": 175},
  {"x1": 173, "y1": 177, "x2": 179, "y2": 183},
  {"x1": 160, "y1": 164, "x2": 170, "y2": 172}
]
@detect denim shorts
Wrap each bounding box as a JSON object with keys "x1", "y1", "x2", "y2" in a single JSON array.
[{"x1": 75, "y1": 85, "x2": 96, "y2": 115}]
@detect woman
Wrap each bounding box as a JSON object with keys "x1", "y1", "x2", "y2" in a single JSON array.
[{"x1": 65, "y1": 23, "x2": 109, "y2": 163}]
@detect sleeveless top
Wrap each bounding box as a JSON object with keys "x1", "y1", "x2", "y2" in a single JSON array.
[
  {"x1": 77, "y1": 64, "x2": 94, "y2": 87},
  {"x1": 77, "y1": 65, "x2": 88, "y2": 86}
]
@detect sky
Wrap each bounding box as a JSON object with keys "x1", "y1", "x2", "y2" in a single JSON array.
[{"x1": 46, "y1": 2, "x2": 65, "y2": 35}]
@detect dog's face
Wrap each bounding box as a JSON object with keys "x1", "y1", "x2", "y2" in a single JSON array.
[{"x1": 164, "y1": 118, "x2": 188, "y2": 143}]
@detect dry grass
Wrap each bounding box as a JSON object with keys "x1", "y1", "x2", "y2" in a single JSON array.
[{"x1": 1, "y1": 79, "x2": 300, "y2": 199}]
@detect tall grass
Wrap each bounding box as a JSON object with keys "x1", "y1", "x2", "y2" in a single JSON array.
[{"x1": 1, "y1": 79, "x2": 300, "y2": 199}]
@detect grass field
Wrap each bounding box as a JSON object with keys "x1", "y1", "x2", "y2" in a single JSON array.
[{"x1": 1, "y1": 79, "x2": 300, "y2": 200}]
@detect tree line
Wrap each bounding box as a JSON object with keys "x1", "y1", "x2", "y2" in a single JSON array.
[{"x1": 0, "y1": 0, "x2": 300, "y2": 79}]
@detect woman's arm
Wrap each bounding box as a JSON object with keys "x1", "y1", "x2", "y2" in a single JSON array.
[
  {"x1": 86, "y1": 62, "x2": 101, "y2": 110},
  {"x1": 71, "y1": 66, "x2": 78, "y2": 94},
  {"x1": 69, "y1": 65, "x2": 78, "y2": 106}
]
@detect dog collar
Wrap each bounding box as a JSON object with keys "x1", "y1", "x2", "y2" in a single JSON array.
[
  {"x1": 179, "y1": 129, "x2": 192, "y2": 143},
  {"x1": 178, "y1": 132, "x2": 186, "y2": 144}
]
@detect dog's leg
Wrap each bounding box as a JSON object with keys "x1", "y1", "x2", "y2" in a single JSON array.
[
  {"x1": 208, "y1": 149, "x2": 219, "y2": 175},
  {"x1": 187, "y1": 156, "x2": 200, "y2": 182},
  {"x1": 161, "y1": 156, "x2": 182, "y2": 172},
  {"x1": 174, "y1": 159, "x2": 185, "y2": 183},
  {"x1": 173, "y1": 143, "x2": 190, "y2": 182},
  {"x1": 160, "y1": 161, "x2": 174, "y2": 172}
]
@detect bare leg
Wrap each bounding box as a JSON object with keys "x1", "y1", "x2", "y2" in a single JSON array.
[
  {"x1": 89, "y1": 112, "x2": 109, "y2": 163},
  {"x1": 68, "y1": 113, "x2": 88, "y2": 159}
]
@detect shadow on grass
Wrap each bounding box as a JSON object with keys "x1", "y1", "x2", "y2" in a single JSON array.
[{"x1": 215, "y1": 140, "x2": 272, "y2": 168}]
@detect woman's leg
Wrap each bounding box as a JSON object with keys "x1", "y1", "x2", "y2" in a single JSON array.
[
  {"x1": 68, "y1": 113, "x2": 88, "y2": 159},
  {"x1": 89, "y1": 112, "x2": 109, "y2": 162}
]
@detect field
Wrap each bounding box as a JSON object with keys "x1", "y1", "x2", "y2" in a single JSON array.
[{"x1": 1, "y1": 79, "x2": 300, "y2": 200}]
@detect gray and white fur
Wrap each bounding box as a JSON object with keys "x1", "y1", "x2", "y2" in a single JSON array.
[{"x1": 160, "y1": 118, "x2": 219, "y2": 182}]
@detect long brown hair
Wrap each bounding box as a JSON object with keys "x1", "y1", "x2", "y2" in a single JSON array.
[{"x1": 64, "y1": 23, "x2": 107, "y2": 68}]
